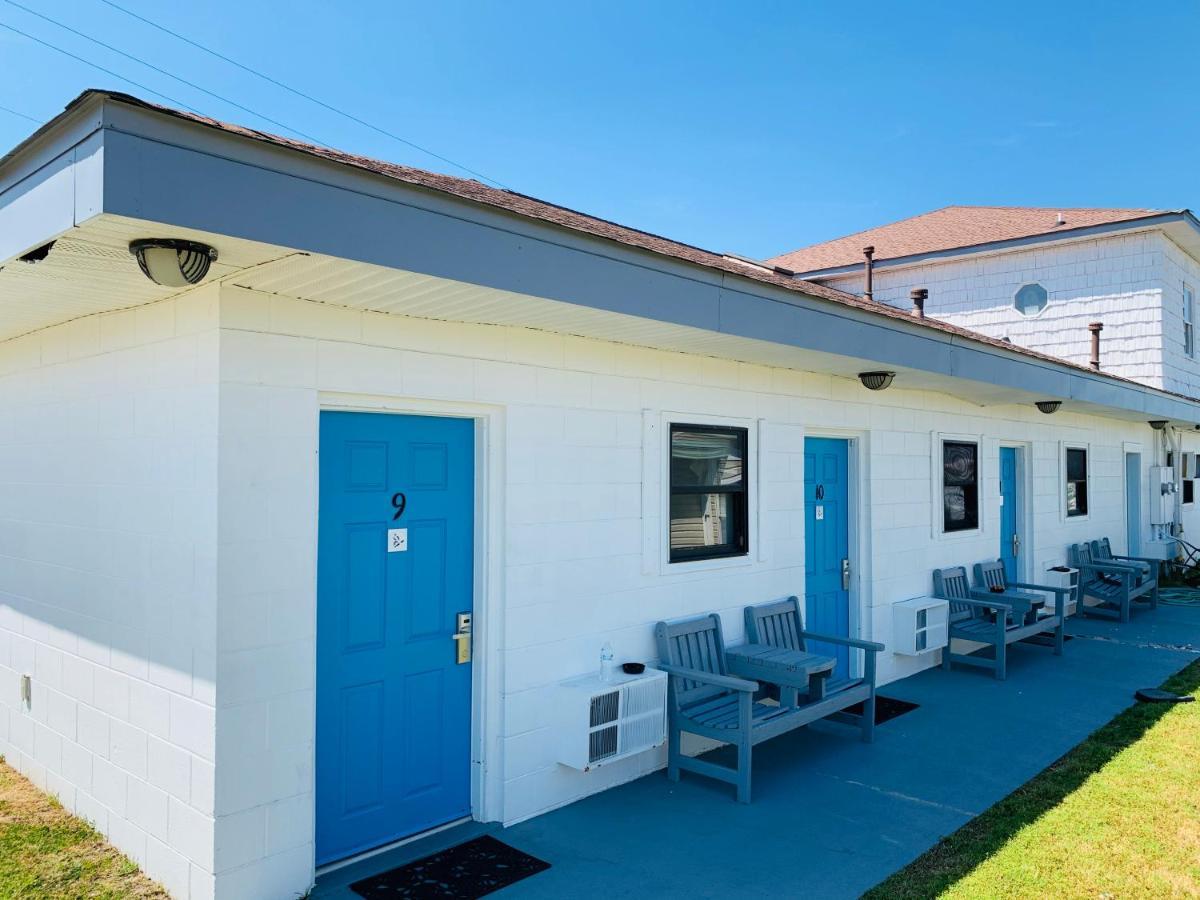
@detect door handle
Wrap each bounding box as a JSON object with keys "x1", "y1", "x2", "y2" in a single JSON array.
[
  {"x1": 841, "y1": 558, "x2": 850, "y2": 591},
  {"x1": 452, "y1": 612, "x2": 472, "y2": 664},
  {"x1": 1012, "y1": 533, "x2": 1021, "y2": 558}
]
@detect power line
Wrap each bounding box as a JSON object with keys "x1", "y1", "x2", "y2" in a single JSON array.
[
  {"x1": 0, "y1": 18, "x2": 203, "y2": 114},
  {"x1": 3, "y1": 0, "x2": 329, "y2": 147},
  {"x1": 0, "y1": 102, "x2": 41, "y2": 124},
  {"x1": 96, "y1": 0, "x2": 509, "y2": 188}
]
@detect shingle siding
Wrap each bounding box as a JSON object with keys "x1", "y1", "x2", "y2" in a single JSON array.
[{"x1": 823, "y1": 232, "x2": 1180, "y2": 389}]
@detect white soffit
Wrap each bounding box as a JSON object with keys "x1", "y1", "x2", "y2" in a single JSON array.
[
  {"x1": 0, "y1": 215, "x2": 285, "y2": 341},
  {"x1": 232, "y1": 251, "x2": 1079, "y2": 406}
]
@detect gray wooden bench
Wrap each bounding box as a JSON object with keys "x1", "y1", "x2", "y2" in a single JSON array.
[
  {"x1": 744, "y1": 596, "x2": 883, "y2": 742},
  {"x1": 1091, "y1": 537, "x2": 1158, "y2": 586},
  {"x1": 973, "y1": 559, "x2": 1068, "y2": 654},
  {"x1": 654, "y1": 610, "x2": 880, "y2": 803},
  {"x1": 1069, "y1": 542, "x2": 1158, "y2": 623},
  {"x1": 934, "y1": 565, "x2": 1063, "y2": 680}
]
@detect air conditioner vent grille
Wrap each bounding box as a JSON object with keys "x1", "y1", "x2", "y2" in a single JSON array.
[
  {"x1": 590, "y1": 691, "x2": 620, "y2": 727},
  {"x1": 589, "y1": 725, "x2": 619, "y2": 763}
]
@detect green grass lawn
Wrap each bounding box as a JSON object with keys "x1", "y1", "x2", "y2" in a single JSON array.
[
  {"x1": 866, "y1": 659, "x2": 1200, "y2": 899},
  {"x1": 0, "y1": 760, "x2": 166, "y2": 899}
]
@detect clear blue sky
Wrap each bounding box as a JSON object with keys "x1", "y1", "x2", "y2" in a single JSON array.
[{"x1": 2, "y1": 1, "x2": 1197, "y2": 259}]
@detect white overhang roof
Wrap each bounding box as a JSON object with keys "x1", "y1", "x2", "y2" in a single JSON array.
[{"x1": 2, "y1": 90, "x2": 1199, "y2": 427}]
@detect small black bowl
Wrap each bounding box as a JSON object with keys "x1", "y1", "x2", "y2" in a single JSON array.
[{"x1": 621, "y1": 662, "x2": 646, "y2": 675}]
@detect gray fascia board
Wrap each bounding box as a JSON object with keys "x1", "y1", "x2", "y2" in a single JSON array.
[
  {"x1": 83, "y1": 100, "x2": 1200, "y2": 424},
  {"x1": 0, "y1": 96, "x2": 106, "y2": 264},
  {"x1": 794, "y1": 212, "x2": 1199, "y2": 280}
]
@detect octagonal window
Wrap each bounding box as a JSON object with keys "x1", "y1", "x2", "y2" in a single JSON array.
[{"x1": 1014, "y1": 283, "x2": 1048, "y2": 316}]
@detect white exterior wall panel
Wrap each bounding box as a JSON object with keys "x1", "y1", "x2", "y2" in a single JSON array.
[
  {"x1": 0, "y1": 288, "x2": 221, "y2": 899},
  {"x1": 1160, "y1": 237, "x2": 1200, "y2": 398},
  {"x1": 0, "y1": 283, "x2": 1164, "y2": 899},
  {"x1": 213, "y1": 287, "x2": 1150, "y2": 896}
]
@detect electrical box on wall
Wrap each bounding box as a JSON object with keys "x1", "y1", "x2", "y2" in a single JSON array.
[{"x1": 1149, "y1": 466, "x2": 1175, "y2": 526}]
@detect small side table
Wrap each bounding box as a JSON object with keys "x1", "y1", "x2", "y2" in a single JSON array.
[
  {"x1": 970, "y1": 588, "x2": 1045, "y2": 625},
  {"x1": 725, "y1": 644, "x2": 836, "y2": 706}
]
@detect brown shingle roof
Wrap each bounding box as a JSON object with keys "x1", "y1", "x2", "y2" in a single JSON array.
[
  {"x1": 35, "y1": 91, "x2": 1194, "y2": 403},
  {"x1": 768, "y1": 206, "x2": 1175, "y2": 273}
]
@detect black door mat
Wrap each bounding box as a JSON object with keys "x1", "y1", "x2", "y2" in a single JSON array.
[
  {"x1": 350, "y1": 835, "x2": 550, "y2": 899},
  {"x1": 843, "y1": 695, "x2": 918, "y2": 725}
]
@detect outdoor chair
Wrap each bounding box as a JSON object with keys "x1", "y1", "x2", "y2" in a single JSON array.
[
  {"x1": 743, "y1": 596, "x2": 882, "y2": 743},
  {"x1": 654, "y1": 610, "x2": 880, "y2": 803},
  {"x1": 1090, "y1": 537, "x2": 1157, "y2": 586},
  {"x1": 934, "y1": 565, "x2": 1064, "y2": 680},
  {"x1": 972, "y1": 559, "x2": 1067, "y2": 653},
  {"x1": 1069, "y1": 542, "x2": 1158, "y2": 623}
]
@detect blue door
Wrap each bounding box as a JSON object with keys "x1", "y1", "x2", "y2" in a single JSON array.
[
  {"x1": 1126, "y1": 452, "x2": 1142, "y2": 556},
  {"x1": 804, "y1": 438, "x2": 850, "y2": 680},
  {"x1": 316, "y1": 412, "x2": 475, "y2": 864},
  {"x1": 999, "y1": 447, "x2": 1019, "y2": 580}
]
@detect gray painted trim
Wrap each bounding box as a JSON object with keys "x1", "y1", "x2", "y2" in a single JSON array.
[
  {"x1": 2, "y1": 96, "x2": 1199, "y2": 424},
  {"x1": 0, "y1": 98, "x2": 106, "y2": 265},
  {"x1": 794, "y1": 212, "x2": 1200, "y2": 280}
]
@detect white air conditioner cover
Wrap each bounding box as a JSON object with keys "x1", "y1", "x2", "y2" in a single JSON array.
[{"x1": 557, "y1": 669, "x2": 667, "y2": 771}]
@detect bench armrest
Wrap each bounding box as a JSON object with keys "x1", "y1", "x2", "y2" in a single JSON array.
[
  {"x1": 1007, "y1": 581, "x2": 1071, "y2": 597},
  {"x1": 1109, "y1": 554, "x2": 1158, "y2": 567},
  {"x1": 1077, "y1": 563, "x2": 1132, "y2": 583},
  {"x1": 798, "y1": 631, "x2": 885, "y2": 653},
  {"x1": 656, "y1": 663, "x2": 757, "y2": 693},
  {"x1": 956, "y1": 595, "x2": 1015, "y2": 614}
]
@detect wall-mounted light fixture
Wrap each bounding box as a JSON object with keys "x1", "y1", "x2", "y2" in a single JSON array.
[
  {"x1": 1035, "y1": 400, "x2": 1062, "y2": 414},
  {"x1": 1149, "y1": 420, "x2": 1169, "y2": 430},
  {"x1": 858, "y1": 371, "x2": 895, "y2": 391},
  {"x1": 129, "y1": 239, "x2": 218, "y2": 287}
]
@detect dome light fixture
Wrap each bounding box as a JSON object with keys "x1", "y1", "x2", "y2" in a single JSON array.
[
  {"x1": 1035, "y1": 400, "x2": 1062, "y2": 414},
  {"x1": 858, "y1": 371, "x2": 895, "y2": 391},
  {"x1": 1149, "y1": 420, "x2": 1169, "y2": 431},
  {"x1": 129, "y1": 239, "x2": 218, "y2": 287}
]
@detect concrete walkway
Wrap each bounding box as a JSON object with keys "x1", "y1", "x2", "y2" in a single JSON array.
[{"x1": 314, "y1": 601, "x2": 1200, "y2": 899}]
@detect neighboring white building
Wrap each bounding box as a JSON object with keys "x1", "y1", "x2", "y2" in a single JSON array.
[
  {"x1": 1, "y1": 93, "x2": 1198, "y2": 899},
  {"x1": 769, "y1": 205, "x2": 1200, "y2": 396},
  {"x1": 770, "y1": 205, "x2": 1200, "y2": 539}
]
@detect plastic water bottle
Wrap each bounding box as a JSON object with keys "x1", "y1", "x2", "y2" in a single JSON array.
[{"x1": 600, "y1": 642, "x2": 615, "y2": 682}]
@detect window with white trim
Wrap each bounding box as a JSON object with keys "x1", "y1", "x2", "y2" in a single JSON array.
[
  {"x1": 942, "y1": 440, "x2": 980, "y2": 532},
  {"x1": 668, "y1": 424, "x2": 749, "y2": 562},
  {"x1": 1066, "y1": 447, "x2": 1088, "y2": 517},
  {"x1": 1184, "y1": 282, "x2": 1195, "y2": 358}
]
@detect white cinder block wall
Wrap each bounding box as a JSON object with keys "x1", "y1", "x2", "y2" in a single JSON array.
[
  {"x1": 213, "y1": 284, "x2": 1150, "y2": 897},
  {"x1": 0, "y1": 279, "x2": 1163, "y2": 899},
  {"x1": 0, "y1": 286, "x2": 221, "y2": 900},
  {"x1": 822, "y1": 231, "x2": 1171, "y2": 388}
]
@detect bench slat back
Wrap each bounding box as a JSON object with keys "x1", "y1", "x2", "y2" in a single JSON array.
[
  {"x1": 1092, "y1": 537, "x2": 1114, "y2": 561},
  {"x1": 933, "y1": 566, "x2": 976, "y2": 622},
  {"x1": 1069, "y1": 543, "x2": 1107, "y2": 587},
  {"x1": 974, "y1": 559, "x2": 1007, "y2": 592},
  {"x1": 655, "y1": 614, "x2": 730, "y2": 710},
  {"x1": 744, "y1": 596, "x2": 806, "y2": 652}
]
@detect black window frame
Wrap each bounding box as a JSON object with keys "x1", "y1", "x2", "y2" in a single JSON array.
[
  {"x1": 668, "y1": 423, "x2": 749, "y2": 563},
  {"x1": 1066, "y1": 447, "x2": 1089, "y2": 517},
  {"x1": 1185, "y1": 480, "x2": 1195, "y2": 505},
  {"x1": 942, "y1": 440, "x2": 980, "y2": 533}
]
